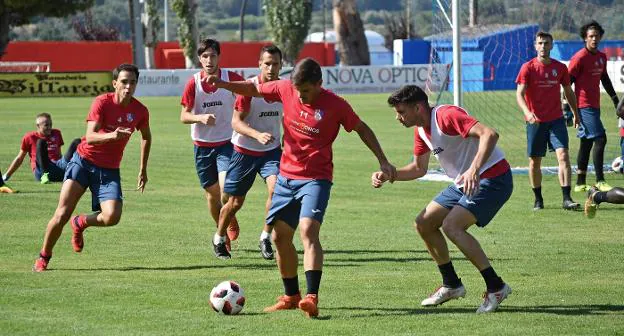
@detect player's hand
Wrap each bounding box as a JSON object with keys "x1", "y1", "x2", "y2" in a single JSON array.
[
  {"x1": 457, "y1": 167, "x2": 479, "y2": 199},
  {"x1": 204, "y1": 75, "x2": 222, "y2": 86},
  {"x1": 380, "y1": 161, "x2": 397, "y2": 183},
  {"x1": 525, "y1": 112, "x2": 538, "y2": 124},
  {"x1": 112, "y1": 127, "x2": 132, "y2": 140},
  {"x1": 2, "y1": 174, "x2": 9, "y2": 181},
  {"x1": 256, "y1": 132, "x2": 275, "y2": 145},
  {"x1": 137, "y1": 170, "x2": 148, "y2": 193},
  {"x1": 573, "y1": 114, "x2": 579, "y2": 129},
  {"x1": 198, "y1": 114, "x2": 217, "y2": 125},
  {"x1": 371, "y1": 171, "x2": 388, "y2": 188}
]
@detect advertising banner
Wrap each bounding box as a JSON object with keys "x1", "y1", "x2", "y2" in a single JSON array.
[{"x1": 0, "y1": 72, "x2": 113, "y2": 97}]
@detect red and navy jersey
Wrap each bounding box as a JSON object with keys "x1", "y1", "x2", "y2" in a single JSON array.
[{"x1": 21, "y1": 129, "x2": 64, "y2": 171}]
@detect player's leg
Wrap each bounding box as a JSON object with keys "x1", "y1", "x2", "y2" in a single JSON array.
[
  {"x1": 585, "y1": 186, "x2": 624, "y2": 218},
  {"x1": 550, "y1": 118, "x2": 578, "y2": 209},
  {"x1": 575, "y1": 137, "x2": 593, "y2": 191},
  {"x1": 216, "y1": 143, "x2": 240, "y2": 241},
  {"x1": 527, "y1": 122, "x2": 547, "y2": 210},
  {"x1": 259, "y1": 174, "x2": 278, "y2": 260},
  {"x1": 581, "y1": 107, "x2": 611, "y2": 190},
  {"x1": 63, "y1": 138, "x2": 81, "y2": 162},
  {"x1": 592, "y1": 136, "x2": 609, "y2": 189},
  {"x1": 35, "y1": 139, "x2": 51, "y2": 184},
  {"x1": 194, "y1": 145, "x2": 223, "y2": 224}
]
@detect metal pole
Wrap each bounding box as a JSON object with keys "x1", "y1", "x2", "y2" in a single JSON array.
[
  {"x1": 322, "y1": 0, "x2": 326, "y2": 41},
  {"x1": 406, "y1": 0, "x2": 410, "y2": 38},
  {"x1": 164, "y1": 0, "x2": 169, "y2": 41},
  {"x1": 133, "y1": 0, "x2": 146, "y2": 68},
  {"x1": 452, "y1": 0, "x2": 462, "y2": 107}
]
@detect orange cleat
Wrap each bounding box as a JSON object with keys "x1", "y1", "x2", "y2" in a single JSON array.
[
  {"x1": 227, "y1": 216, "x2": 240, "y2": 241},
  {"x1": 298, "y1": 294, "x2": 319, "y2": 318},
  {"x1": 71, "y1": 215, "x2": 85, "y2": 253},
  {"x1": 33, "y1": 256, "x2": 49, "y2": 272},
  {"x1": 263, "y1": 293, "x2": 302, "y2": 312}
]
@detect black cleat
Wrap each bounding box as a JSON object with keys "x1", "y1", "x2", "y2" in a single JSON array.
[
  {"x1": 562, "y1": 199, "x2": 580, "y2": 211},
  {"x1": 533, "y1": 199, "x2": 544, "y2": 211},
  {"x1": 213, "y1": 242, "x2": 231, "y2": 259},
  {"x1": 259, "y1": 239, "x2": 274, "y2": 260}
]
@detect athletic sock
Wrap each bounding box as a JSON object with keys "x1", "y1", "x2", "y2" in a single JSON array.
[
  {"x1": 594, "y1": 191, "x2": 608, "y2": 204},
  {"x1": 213, "y1": 234, "x2": 226, "y2": 245},
  {"x1": 576, "y1": 173, "x2": 587, "y2": 186},
  {"x1": 282, "y1": 276, "x2": 300, "y2": 296},
  {"x1": 480, "y1": 267, "x2": 505, "y2": 293},
  {"x1": 438, "y1": 261, "x2": 462, "y2": 288},
  {"x1": 305, "y1": 270, "x2": 322, "y2": 295},
  {"x1": 532, "y1": 187, "x2": 543, "y2": 202},
  {"x1": 39, "y1": 251, "x2": 51, "y2": 261},
  {"x1": 561, "y1": 186, "x2": 572, "y2": 201},
  {"x1": 260, "y1": 230, "x2": 270, "y2": 241}
]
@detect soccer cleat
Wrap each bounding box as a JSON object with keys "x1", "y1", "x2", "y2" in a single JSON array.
[
  {"x1": 0, "y1": 185, "x2": 17, "y2": 193},
  {"x1": 476, "y1": 283, "x2": 512, "y2": 313},
  {"x1": 533, "y1": 199, "x2": 544, "y2": 211},
  {"x1": 227, "y1": 216, "x2": 240, "y2": 241},
  {"x1": 298, "y1": 294, "x2": 319, "y2": 318},
  {"x1": 213, "y1": 241, "x2": 231, "y2": 259},
  {"x1": 40, "y1": 172, "x2": 50, "y2": 184},
  {"x1": 259, "y1": 238, "x2": 274, "y2": 260},
  {"x1": 71, "y1": 215, "x2": 85, "y2": 253},
  {"x1": 421, "y1": 285, "x2": 466, "y2": 306},
  {"x1": 562, "y1": 199, "x2": 580, "y2": 211},
  {"x1": 595, "y1": 181, "x2": 613, "y2": 192},
  {"x1": 263, "y1": 293, "x2": 302, "y2": 312},
  {"x1": 584, "y1": 186, "x2": 599, "y2": 219},
  {"x1": 33, "y1": 256, "x2": 50, "y2": 272},
  {"x1": 574, "y1": 184, "x2": 588, "y2": 193}
]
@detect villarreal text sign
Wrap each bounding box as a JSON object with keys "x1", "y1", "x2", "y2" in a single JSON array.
[{"x1": 0, "y1": 72, "x2": 113, "y2": 97}]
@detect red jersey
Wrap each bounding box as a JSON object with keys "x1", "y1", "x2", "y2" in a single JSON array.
[
  {"x1": 77, "y1": 93, "x2": 149, "y2": 169},
  {"x1": 516, "y1": 58, "x2": 570, "y2": 122},
  {"x1": 257, "y1": 79, "x2": 361, "y2": 181},
  {"x1": 413, "y1": 105, "x2": 509, "y2": 179},
  {"x1": 568, "y1": 48, "x2": 607, "y2": 109},
  {"x1": 21, "y1": 129, "x2": 64, "y2": 171},
  {"x1": 180, "y1": 69, "x2": 245, "y2": 109}
]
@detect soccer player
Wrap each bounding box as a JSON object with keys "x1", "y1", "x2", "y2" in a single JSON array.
[
  {"x1": 213, "y1": 45, "x2": 283, "y2": 260},
  {"x1": 516, "y1": 31, "x2": 580, "y2": 211},
  {"x1": 180, "y1": 38, "x2": 244, "y2": 247},
  {"x1": 373, "y1": 85, "x2": 513, "y2": 313},
  {"x1": 32, "y1": 63, "x2": 152, "y2": 272},
  {"x1": 585, "y1": 186, "x2": 624, "y2": 218},
  {"x1": 4, "y1": 113, "x2": 80, "y2": 184},
  {"x1": 569, "y1": 21, "x2": 620, "y2": 193},
  {"x1": 206, "y1": 57, "x2": 396, "y2": 318}
]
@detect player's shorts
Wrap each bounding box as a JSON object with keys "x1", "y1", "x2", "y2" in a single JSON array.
[
  {"x1": 433, "y1": 169, "x2": 513, "y2": 227},
  {"x1": 620, "y1": 136, "x2": 624, "y2": 157},
  {"x1": 223, "y1": 147, "x2": 281, "y2": 196},
  {"x1": 64, "y1": 152, "x2": 122, "y2": 212},
  {"x1": 194, "y1": 142, "x2": 233, "y2": 188},
  {"x1": 266, "y1": 174, "x2": 332, "y2": 229},
  {"x1": 577, "y1": 107, "x2": 606, "y2": 139},
  {"x1": 34, "y1": 157, "x2": 69, "y2": 182},
  {"x1": 526, "y1": 117, "x2": 568, "y2": 157}
]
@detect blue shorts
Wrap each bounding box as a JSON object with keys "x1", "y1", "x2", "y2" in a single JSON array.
[
  {"x1": 577, "y1": 107, "x2": 605, "y2": 139},
  {"x1": 433, "y1": 169, "x2": 513, "y2": 227},
  {"x1": 64, "y1": 152, "x2": 122, "y2": 212},
  {"x1": 526, "y1": 118, "x2": 568, "y2": 157},
  {"x1": 34, "y1": 157, "x2": 69, "y2": 182},
  {"x1": 194, "y1": 142, "x2": 233, "y2": 188},
  {"x1": 223, "y1": 147, "x2": 281, "y2": 196},
  {"x1": 620, "y1": 136, "x2": 624, "y2": 157},
  {"x1": 266, "y1": 174, "x2": 332, "y2": 229}
]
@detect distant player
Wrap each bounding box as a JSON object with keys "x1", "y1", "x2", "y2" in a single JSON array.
[
  {"x1": 32, "y1": 63, "x2": 152, "y2": 272},
  {"x1": 207, "y1": 57, "x2": 396, "y2": 318},
  {"x1": 180, "y1": 38, "x2": 244, "y2": 248},
  {"x1": 585, "y1": 186, "x2": 624, "y2": 218},
  {"x1": 4, "y1": 113, "x2": 80, "y2": 184},
  {"x1": 569, "y1": 21, "x2": 620, "y2": 193},
  {"x1": 516, "y1": 31, "x2": 580, "y2": 211},
  {"x1": 373, "y1": 85, "x2": 513, "y2": 313},
  {"x1": 213, "y1": 45, "x2": 283, "y2": 260}
]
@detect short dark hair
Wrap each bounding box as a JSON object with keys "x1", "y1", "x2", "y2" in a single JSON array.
[
  {"x1": 291, "y1": 57, "x2": 322, "y2": 86},
  {"x1": 113, "y1": 63, "x2": 139, "y2": 80},
  {"x1": 535, "y1": 31, "x2": 553, "y2": 42},
  {"x1": 387, "y1": 85, "x2": 428, "y2": 107},
  {"x1": 36, "y1": 112, "x2": 51, "y2": 121},
  {"x1": 580, "y1": 20, "x2": 605, "y2": 39},
  {"x1": 198, "y1": 38, "x2": 221, "y2": 56},
  {"x1": 259, "y1": 44, "x2": 282, "y2": 61}
]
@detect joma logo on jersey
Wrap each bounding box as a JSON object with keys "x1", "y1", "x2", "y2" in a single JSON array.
[
  {"x1": 433, "y1": 147, "x2": 444, "y2": 155},
  {"x1": 259, "y1": 111, "x2": 279, "y2": 117},
  {"x1": 202, "y1": 101, "x2": 223, "y2": 108}
]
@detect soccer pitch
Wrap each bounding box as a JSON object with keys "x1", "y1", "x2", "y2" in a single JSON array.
[{"x1": 1, "y1": 94, "x2": 624, "y2": 335}]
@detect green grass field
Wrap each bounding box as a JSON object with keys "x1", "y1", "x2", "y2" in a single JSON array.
[{"x1": 1, "y1": 94, "x2": 624, "y2": 335}]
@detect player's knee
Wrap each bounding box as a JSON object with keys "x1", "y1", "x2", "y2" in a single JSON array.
[
  {"x1": 101, "y1": 211, "x2": 122, "y2": 226},
  {"x1": 53, "y1": 208, "x2": 72, "y2": 225},
  {"x1": 230, "y1": 196, "x2": 245, "y2": 212},
  {"x1": 414, "y1": 215, "x2": 435, "y2": 235},
  {"x1": 441, "y1": 221, "x2": 463, "y2": 240}
]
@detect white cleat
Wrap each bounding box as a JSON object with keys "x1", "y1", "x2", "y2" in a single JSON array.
[
  {"x1": 476, "y1": 283, "x2": 512, "y2": 313},
  {"x1": 421, "y1": 285, "x2": 466, "y2": 306}
]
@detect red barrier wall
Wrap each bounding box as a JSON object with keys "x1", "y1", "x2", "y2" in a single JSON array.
[{"x1": 2, "y1": 41, "x2": 335, "y2": 71}]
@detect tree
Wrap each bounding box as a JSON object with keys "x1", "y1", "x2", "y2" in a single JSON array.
[
  {"x1": 382, "y1": 10, "x2": 418, "y2": 52},
  {"x1": 72, "y1": 10, "x2": 120, "y2": 41},
  {"x1": 143, "y1": 0, "x2": 160, "y2": 69},
  {"x1": 264, "y1": 0, "x2": 313, "y2": 65},
  {"x1": 333, "y1": 0, "x2": 369, "y2": 65},
  {"x1": 171, "y1": 0, "x2": 199, "y2": 68},
  {"x1": 0, "y1": 0, "x2": 93, "y2": 57}
]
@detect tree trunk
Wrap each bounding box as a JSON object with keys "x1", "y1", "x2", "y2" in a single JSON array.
[
  {"x1": 185, "y1": 0, "x2": 199, "y2": 69},
  {"x1": 239, "y1": 0, "x2": 248, "y2": 42},
  {"x1": 0, "y1": 0, "x2": 9, "y2": 58},
  {"x1": 332, "y1": 0, "x2": 369, "y2": 65}
]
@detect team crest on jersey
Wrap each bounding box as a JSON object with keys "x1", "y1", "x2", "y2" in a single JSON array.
[
  {"x1": 595, "y1": 61, "x2": 599, "y2": 66},
  {"x1": 545, "y1": 73, "x2": 549, "y2": 79},
  {"x1": 599, "y1": 58, "x2": 604, "y2": 65},
  {"x1": 551, "y1": 69, "x2": 557, "y2": 77},
  {"x1": 127, "y1": 113, "x2": 134, "y2": 122},
  {"x1": 314, "y1": 109, "x2": 324, "y2": 121},
  {"x1": 117, "y1": 117, "x2": 123, "y2": 123}
]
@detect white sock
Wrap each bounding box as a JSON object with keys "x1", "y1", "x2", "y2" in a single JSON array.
[
  {"x1": 260, "y1": 231, "x2": 271, "y2": 241},
  {"x1": 213, "y1": 234, "x2": 226, "y2": 245}
]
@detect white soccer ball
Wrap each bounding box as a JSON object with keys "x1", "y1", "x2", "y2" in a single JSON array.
[
  {"x1": 209, "y1": 281, "x2": 245, "y2": 315},
  {"x1": 612, "y1": 156, "x2": 624, "y2": 174}
]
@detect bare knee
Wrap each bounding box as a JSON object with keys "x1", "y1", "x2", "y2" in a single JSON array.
[
  {"x1": 415, "y1": 213, "x2": 437, "y2": 235},
  {"x1": 52, "y1": 207, "x2": 73, "y2": 226},
  {"x1": 441, "y1": 220, "x2": 465, "y2": 241},
  {"x1": 230, "y1": 196, "x2": 245, "y2": 213},
  {"x1": 100, "y1": 211, "x2": 122, "y2": 226}
]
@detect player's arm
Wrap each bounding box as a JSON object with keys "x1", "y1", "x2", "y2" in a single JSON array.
[
  {"x1": 353, "y1": 120, "x2": 396, "y2": 182},
  {"x1": 372, "y1": 154, "x2": 430, "y2": 187},
  {"x1": 136, "y1": 123, "x2": 152, "y2": 193},
  {"x1": 232, "y1": 108, "x2": 274, "y2": 145},
  {"x1": 562, "y1": 84, "x2": 579, "y2": 128},
  {"x1": 180, "y1": 105, "x2": 216, "y2": 125},
  {"x1": 3, "y1": 150, "x2": 28, "y2": 180},
  {"x1": 85, "y1": 121, "x2": 131, "y2": 144},
  {"x1": 600, "y1": 72, "x2": 619, "y2": 110},
  {"x1": 515, "y1": 83, "x2": 538, "y2": 124},
  {"x1": 208, "y1": 76, "x2": 263, "y2": 97},
  {"x1": 457, "y1": 123, "x2": 500, "y2": 197}
]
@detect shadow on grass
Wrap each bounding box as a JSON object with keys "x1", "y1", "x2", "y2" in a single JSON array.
[
  {"x1": 327, "y1": 304, "x2": 624, "y2": 316},
  {"x1": 54, "y1": 262, "x2": 361, "y2": 272}
]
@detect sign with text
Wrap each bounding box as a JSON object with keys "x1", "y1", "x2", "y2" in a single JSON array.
[{"x1": 0, "y1": 72, "x2": 113, "y2": 97}]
